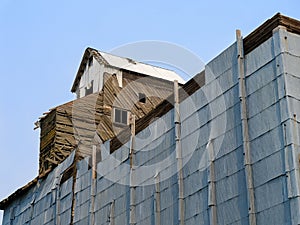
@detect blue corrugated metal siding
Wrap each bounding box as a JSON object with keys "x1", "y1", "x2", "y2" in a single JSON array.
[{"x1": 2, "y1": 28, "x2": 300, "y2": 225}]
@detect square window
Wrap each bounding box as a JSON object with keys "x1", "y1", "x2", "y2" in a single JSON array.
[
  {"x1": 115, "y1": 109, "x2": 121, "y2": 123},
  {"x1": 122, "y1": 110, "x2": 128, "y2": 124},
  {"x1": 114, "y1": 108, "x2": 128, "y2": 125}
]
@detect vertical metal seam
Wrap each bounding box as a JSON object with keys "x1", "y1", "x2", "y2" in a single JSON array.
[
  {"x1": 89, "y1": 145, "x2": 98, "y2": 225},
  {"x1": 70, "y1": 150, "x2": 79, "y2": 225},
  {"x1": 154, "y1": 173, "x2": 161, "y2": 225},
  {"x1": 207, "y1": 140, "x2": 217, "y2": 225},
  {"x1": 236, "y1": 30, "x2": 257, "y2": 225},
  {"x1": 109, "y1": 200, "x2": 115, "y2": 225},
  {"x1": 272, "y1": 26, "x2": 293, "y2": 223},
  {"x1": 55, "y1": 175, "x2": 62, "y2": 225},
  {"x1": 174, "y1": 80, "x2": 185, "y2": 225},
  {"x1": 129, "y1": 115, "x2": 136, "y2": 225}
]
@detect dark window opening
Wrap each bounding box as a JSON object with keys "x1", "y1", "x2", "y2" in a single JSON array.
[
  {"x1": 138, "y1": 93, "x2": 146, "y2": 103},
  {"x1": 114, "y1": 108, "x2": 128, "y2": 125},
  {"x1": 115, "y1": 109, "x2": 121, "y2": 123},
  {"x1": 85, "y1": 80, "x2": 93, "y2": 96},
  {"x1": 88, "y1": 56, "x2": 93, "y2": 67},
  {"x1": 121, "y1": 110, "x2": 127, "y2": 124}
]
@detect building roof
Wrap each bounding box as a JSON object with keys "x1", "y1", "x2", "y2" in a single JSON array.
[
  {"x1": 244, "y1": 13, "x2": 300, "y2": 54},
  {"x1": 71, "y1": 48, "x2": 185, "y2": 92}
]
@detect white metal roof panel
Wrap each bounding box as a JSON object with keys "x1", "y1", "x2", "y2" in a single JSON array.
[{"x1": 99, "y1": 51, "x2": 185, "y2": 84}]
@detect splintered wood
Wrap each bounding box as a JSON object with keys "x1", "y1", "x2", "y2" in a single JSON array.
[{"x1": 39, "y1": 72, "x2": 176, "y2": 175}]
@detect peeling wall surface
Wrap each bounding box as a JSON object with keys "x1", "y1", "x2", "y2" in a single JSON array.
[
  {"x1": 77, "y1": 59, "x2": 122, "y2": 98},
  {"x1": 2, "y1": 27, "x2": 300, "y2": 225}
]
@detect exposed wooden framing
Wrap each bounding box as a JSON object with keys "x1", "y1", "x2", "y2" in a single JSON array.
[
  {"x1": 40, "y1": 73, "x2": 175, "y2": 175},
  {"x1": 237, "y1": 30, "x2": 256, "y2": 225},
  {"x1": 55, "y1": 146, "x2": 71, "y2": 157},
  {"x1": 52, "y1": 151, "x2": 64, "y2": 162},
  {"x1": 45, "y1": 157, "x2": 59, "y2": 165}
]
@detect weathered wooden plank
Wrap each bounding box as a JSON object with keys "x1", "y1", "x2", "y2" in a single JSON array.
[
  {"x1": 39, "y1": 70, "x2": 177, "y2": 175},
  {"x1": 244, "y1": 13, "x2": 300, "y2": 55},
  {"x1": 110, "y1": 71, "x2": 205, "y2": 152},
  {"x1": 40, "y1": 109, "x2": 56, "y2": 137}
]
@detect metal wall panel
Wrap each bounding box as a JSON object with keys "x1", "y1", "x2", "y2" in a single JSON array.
[{"x1": 4, "y1": 27, "x2": 300, "y2": 225}]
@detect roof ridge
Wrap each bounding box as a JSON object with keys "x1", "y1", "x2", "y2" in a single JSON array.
[{"x1": 98, "y1": 50, "x2": 177, "y2": 73}]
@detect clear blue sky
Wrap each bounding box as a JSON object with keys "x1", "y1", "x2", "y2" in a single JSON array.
[{"x1": 0, "y1": 0, "x2": 299, "y2": 222}]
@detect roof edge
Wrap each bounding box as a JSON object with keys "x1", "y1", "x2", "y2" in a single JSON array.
[
  {"x1": 71, "y1": 48, "x2": 186, "y2": 93},
  {"x1": 0, "y1": 177, "x2": 38, "y2": 210},
  {"x1": 244, "y1": 13, "x2": 300, "y2": 54}
]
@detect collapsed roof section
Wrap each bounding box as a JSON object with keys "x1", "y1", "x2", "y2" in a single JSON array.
[{"x1": 39, "y1": 71, "x2": 177, "y2": 175}]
